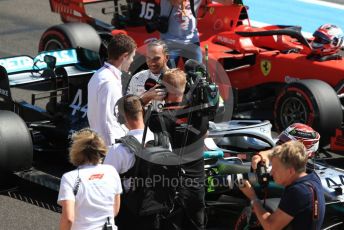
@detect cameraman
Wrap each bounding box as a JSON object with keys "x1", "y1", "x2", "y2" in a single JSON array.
[
  {"x1": 240, "y1": 141, "x2": 325, "y2": 230},
  {"x1": 148, "y1": 68, "x2": 208, "y2": 230}
]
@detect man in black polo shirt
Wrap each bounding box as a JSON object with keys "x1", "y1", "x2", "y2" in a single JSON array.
[{"x1": 240, "y1": 140, "x2": 325, "y2": 230}]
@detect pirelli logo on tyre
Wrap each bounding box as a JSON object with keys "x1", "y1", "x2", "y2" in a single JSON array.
[{"x1": 260, "y1": 60, "x2": 271, "y2": 76}]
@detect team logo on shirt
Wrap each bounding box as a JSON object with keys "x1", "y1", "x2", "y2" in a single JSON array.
[{"x1": 89, "y1": 173, "x2": 104, "y2": 180}]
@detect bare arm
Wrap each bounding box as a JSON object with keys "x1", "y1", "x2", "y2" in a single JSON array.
[
  {"x1": 252, "y1": 201, "x2": 293, "y2": 230},
  {"x1": 59, "y1": 200, "x2": 75, "y2": 230},
  {"x1": 240, "y1": 180, "x2": 293, "y2": 230},
  {"x1": 114, "y1": 194, "x2": 121, "y2": 217}
]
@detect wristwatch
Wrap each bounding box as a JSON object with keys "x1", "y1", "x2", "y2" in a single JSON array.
[{"x1": 250, "y1": 198, "x2": 260, "y2": 206}]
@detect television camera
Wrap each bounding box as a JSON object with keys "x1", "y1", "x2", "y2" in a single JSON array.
[
  {"x1": 206, "y1": 158, "x2": 272, "y2": 192},
  {"x1": 144, "y1": 59, "x2": 220, "y2": 117}
]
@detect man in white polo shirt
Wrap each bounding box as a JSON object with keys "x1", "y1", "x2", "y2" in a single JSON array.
[
  {"x1": 104, "y1": 94, "x2": 154, "y2": 188},
  {"x1": 87, "y1": 34, "x2": 137, "y2": 146},
  {"x1": 104, "y1": 94, "x2": 155, "y2": 229}
]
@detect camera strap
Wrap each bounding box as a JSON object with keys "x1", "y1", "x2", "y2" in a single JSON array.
[
  {"x1": 304, "y1": 181, "x2": 319, "y2": 230},
  {"x1": 73, "y1": 168, "x2": 81, "y2": 196}
]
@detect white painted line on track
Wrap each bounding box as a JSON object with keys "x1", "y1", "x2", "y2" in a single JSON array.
[{"x1": 298, "y1": 0, "x2": 344, "y2": 10}]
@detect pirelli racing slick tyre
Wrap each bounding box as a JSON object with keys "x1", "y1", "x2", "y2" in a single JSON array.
[
  {"x1": 274, "y1": 79, "x2": 342, "y2": 144},
  {"x1": 0, "y1": 110, "x2": 33, "y2": 172},
  {"x1": 38, "y1": 22, "x2": 101, "y2": 54}
]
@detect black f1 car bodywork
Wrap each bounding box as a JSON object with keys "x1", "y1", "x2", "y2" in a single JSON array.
[{"x1": 0, "y1": 48, "x2": 100, "y2": 173}]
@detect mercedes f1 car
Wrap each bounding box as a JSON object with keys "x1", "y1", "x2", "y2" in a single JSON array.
[
  {"x1": 39, "y1": 0, "x2": 344, "y2": 149},
  {"x1": 0, "y1": 48, "x2": 99, "y2": 175},
  {"x1": 205, "y1": 120, "x2": 344, "y2": 229}
]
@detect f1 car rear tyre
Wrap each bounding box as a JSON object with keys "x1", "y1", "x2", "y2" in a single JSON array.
[
  {"x1": 274, "y1": 80, "x2": 342, "y2": 143},
  {"x1": 38, "y1": 22, "x2": 101, "y2": 53},
  {"x1": 0, "y1": 110, "x2": 33, "y2": 172}
]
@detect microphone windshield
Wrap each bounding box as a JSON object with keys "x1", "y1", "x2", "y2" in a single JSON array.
[
  {"x1": 184, "y1": 59, "x2": 206, "y2": 73},
  {"x1": 184, "y1": 59, "x2": 200, "y2": 73}
]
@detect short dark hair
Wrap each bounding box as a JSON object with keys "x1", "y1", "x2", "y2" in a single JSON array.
[
  {"x1": 107, "y1": 34, "x2": 137, "y2": 60},
  {"x1": 147, "y1": 39, "x2": 169, "y2": 56},
  {"x1": 117, "y1": 95, "x2": 143, "y2": 121}
]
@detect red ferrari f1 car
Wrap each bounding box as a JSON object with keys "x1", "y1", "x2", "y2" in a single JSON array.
[{"x1": 39, "y1": 0, "x2": 344, "y2": 149}]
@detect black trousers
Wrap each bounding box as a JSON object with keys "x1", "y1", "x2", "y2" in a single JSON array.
[{"x1": 165, "y1": 185, "x2": 205, "y2": 230}]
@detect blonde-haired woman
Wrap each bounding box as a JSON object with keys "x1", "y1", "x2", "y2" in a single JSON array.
[{"x1": 58, "y1": 128, "x2": 122, "y2": 230}]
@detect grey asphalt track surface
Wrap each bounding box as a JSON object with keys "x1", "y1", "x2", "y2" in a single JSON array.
[
  {"x1": 0, "y1": 1, "x2": 62, "y2": 229},
  {"x1": 0, "y1": 174, "x2": 61, "y2": 230},
  {"x1": 0, "y1": 0, "x2": 343, "y2": 229},
  {"x1": 0, "y1": 2, "x2": 110, "y2": 229}
]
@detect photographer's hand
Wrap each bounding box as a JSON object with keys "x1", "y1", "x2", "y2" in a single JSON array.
[
  {"x1": 239, "y1": 180, "x2": 257, "y2": 201},
  {"x1": 140, "y1": 85, "x2": 167, "y2": 105},
  {"x1": 251, "y1": 149, "x2": 272, "y2": 170}
]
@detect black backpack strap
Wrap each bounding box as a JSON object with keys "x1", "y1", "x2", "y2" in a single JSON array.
[
  {"x1": 116, "y1": 135, "x2": 142, "y2": 155},
  {"x1": 116, "y1": 136, "x2": 141, "y2": 179},
  {"x1": 116, "y1": 135, "x2": 142, "y2": 180}
]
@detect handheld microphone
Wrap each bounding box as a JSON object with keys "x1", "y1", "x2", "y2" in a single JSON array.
[
  {"x1": 144, "y1": 78, "x2": 158, "y2": 91},
  {"x1": 144, "y1": 78, "x2": 165, "y2": 91}
]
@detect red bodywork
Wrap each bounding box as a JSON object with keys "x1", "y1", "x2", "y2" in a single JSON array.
[{"x1": 48, "y1": 0, "x2": 344, "y2": 97}]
